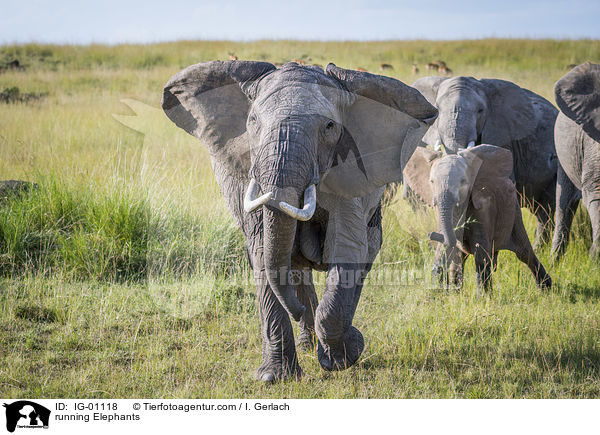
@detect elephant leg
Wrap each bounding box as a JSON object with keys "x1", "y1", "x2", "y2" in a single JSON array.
[
  {"x1": 431, "y1": 243, "x2": 444, "y2": 285},
  {"x1": 509, "y1": 207, "x2": 552, "y2": 289},
  {"x1": 316, "y1": 262, "x2": 367, "y2": 371},
  {"x1": 452, "y1": 251, "x2": 468, "y2": 289},
  {"x1": 449, "y1": 250, "x2": 467, "y2": 288},
  {"x1": 252, "y1": 250, "x2": 302, "y2": 382},
  {"x1": 474, "y1": 241, "x2": 493, "y2": 294},
  {"x1": 551, "y1": 164, "x2": 581, "y2": 260},
  {"x1": 345, "y1": 202, "x2": 382, "y2": 318},
  {"x1": 432, "y1": 244, "x2": 465, "y2": 288},
  {"x1": 532, "y1": 187, "x2": 555, "y2": 250},
  {"x1": 585, "y1": 198, "x2": 600, "y2": 259},
  {"x1": 351, "y1": 203, "x2": 383, "y2": 313},
  {"x1": 314, "y1": 195, "x2": 381, "y2": 371},
  {"x1": 291, "y1": 266, "x2": 318, "y2": 350}
]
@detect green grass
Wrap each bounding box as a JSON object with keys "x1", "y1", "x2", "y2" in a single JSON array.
[
  {"x1": 1, "y1": 39, "x2": 600, "y2": 398},
  {"x1": 0, "y1": 178, "x2": 245, "y2": 281}
]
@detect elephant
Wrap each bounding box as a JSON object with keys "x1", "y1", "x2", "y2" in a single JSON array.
[
  {"x1": 161, "y1": 60, "x2": 437, "y2": 381},
  {"x1": 411, "y1": 75, "x2": 576, "y2": 248},
  {"x1": 403, "y1": 144, "x2": 552, "y2": 292},
  {"x1": 551, "y1": 62, "x2": 600, "y2": 259}
]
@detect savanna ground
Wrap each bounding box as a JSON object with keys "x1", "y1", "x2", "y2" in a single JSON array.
[{"x1": 1, "y1": 40, "x2": 600, "y2": 398}]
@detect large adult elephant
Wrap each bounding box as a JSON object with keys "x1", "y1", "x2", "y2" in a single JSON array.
[
  {"x1": 551, "y1": 62, "x2": 600, "y2": 259},
  {"x1": 412, "y1": 75, "x2": 575, "y2": 248},
  {"x1": 162, "y1": 61, "x2": 436, "y2": 381}
]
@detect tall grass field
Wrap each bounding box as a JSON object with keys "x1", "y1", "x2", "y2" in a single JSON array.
[{"x1": 1, "y1": 40, "x2": 600, "y2": 398}]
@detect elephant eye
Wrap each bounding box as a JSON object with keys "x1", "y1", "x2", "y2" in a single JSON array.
[{"x1": 325, "y1": 120, "x2": 335, "y2": 130}]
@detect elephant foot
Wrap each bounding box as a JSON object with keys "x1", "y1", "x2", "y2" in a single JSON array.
[
  {"x1": 256, "y1": 358, "x2": 303, "y2": 383},
  {"x1": 317, "y1": 326, "x2": 364, "y2": 371},
  {"x1": 536, "y1": 274, "x2": 552, "y2": 290}
]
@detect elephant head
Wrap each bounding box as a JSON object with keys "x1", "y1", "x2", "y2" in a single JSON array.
[
  {"x1": 413, "y1": 76, "x2": 537, "y2": 153},
  {"x1": 162, "y1": 61, "x2": 436, "y2": 351},
  {"x1": 404, "y1": 145, "x2": 513, "y2": 285},
  {"x1": 555, "y1": 62, "x2": 600, "y2": 143}
]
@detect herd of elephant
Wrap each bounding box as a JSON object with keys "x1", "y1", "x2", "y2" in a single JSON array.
[{"x1": 161, "y1": 60, "x2": 600, "y2": 382}]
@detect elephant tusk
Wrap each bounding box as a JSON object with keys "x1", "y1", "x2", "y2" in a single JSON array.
[
  {"x1": 277, "y1": 184, "x2": 316, "y2": 221},
  {"x1": 434, "y1": 140, "x2": 442, "y2": 151},
  {"x1": 467, "y1": 141, "x2": 475, "y2": 149},
  {"x1": 243, "y1": 179, "x2": 273, "y2": 213}
]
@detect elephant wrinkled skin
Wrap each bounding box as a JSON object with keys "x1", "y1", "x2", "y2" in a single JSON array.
[{"x1": 162, "y1": 61, "x2": 436, "y2": 381}]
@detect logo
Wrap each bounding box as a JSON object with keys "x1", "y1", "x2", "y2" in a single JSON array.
[{"x1": 3, "y1": 401, "x2": 50, "y2": 433}]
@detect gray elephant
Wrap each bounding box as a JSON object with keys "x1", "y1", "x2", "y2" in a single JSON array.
[
  {"x1": 412, "y1": 75, "x2": 573, "y2": 248},
  {"x1": 162, "y1": 61, "x2": 436, "y2": 381},
  {"x1": 551, "y1": 62, "x2": 600, "y2": 259},
  {"x1": 404, "y1": 144, "x2": 552, "y2": 292}
]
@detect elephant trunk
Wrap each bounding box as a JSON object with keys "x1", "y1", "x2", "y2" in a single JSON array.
[
  {"x1": 438, "y1": 196, "x2": 457, "y2": 249},
  {"x1": 438, "y1": 195, "x2": 459, "y2": 282},
  {"x1": 251, "y1": 125, "x2": 318, "y2": 321},
  {"x1": 439, "y1": 112, "x2": 477, "y2": 153},
  {"x1": 262, "y1": 199, "x2": 306, "y2": 322},
  {"x1": 430, "y1": 195, "x2": 459, "y2": 285}
]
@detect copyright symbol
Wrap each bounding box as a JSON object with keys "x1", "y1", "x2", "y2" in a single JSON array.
[{"x1": 133, "y1": 403, "x2": 141, "y2": 410}]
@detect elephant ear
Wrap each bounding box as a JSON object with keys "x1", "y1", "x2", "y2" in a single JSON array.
[
  {"x1": 321, "y1": 63, "x2": 438, "y2": 198},
  {"x1": 402, "y1": 147, "x2": 442, "y2": 206},
  {"x1": 421, "y1": 118, "x2": 442, "y2": 148},
  {"x1": 411, "y1": 76, "x2": 448, "y2": 106},
  {"x1": 161, "y1": 60, "x2": 276, "y2": 175},
  {"x1": 459, "y1": 144, "x2": 513, "y2": 209},
  {"x1": 479, "y1": 79, "x2": 537, "y2": 146},
  {"x1": 555, "y1": 62, "x2": 600, "y2": 142}
]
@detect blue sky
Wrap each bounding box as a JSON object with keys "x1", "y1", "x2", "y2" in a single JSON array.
[{"x1": 1, "y1": 0, "x2": 599, "y2": 44}]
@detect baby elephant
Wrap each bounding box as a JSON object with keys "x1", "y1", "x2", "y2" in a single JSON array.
[{"x1": 404, "y1": 144, "x2": 552, "y2": 292}]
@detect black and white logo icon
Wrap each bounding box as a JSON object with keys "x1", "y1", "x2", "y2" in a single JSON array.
[{"x1": 3, "y1": 401, "x2": 50, "y2": 433}]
